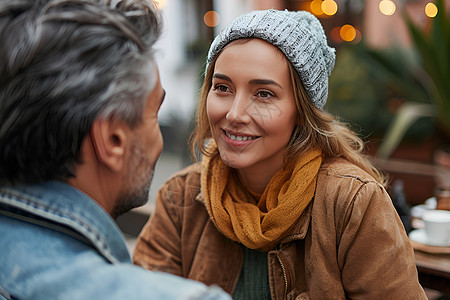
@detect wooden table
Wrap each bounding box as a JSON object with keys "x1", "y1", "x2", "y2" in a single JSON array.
[{"x1": 411, "y1": 241, "x2": 450, "y2": 294}]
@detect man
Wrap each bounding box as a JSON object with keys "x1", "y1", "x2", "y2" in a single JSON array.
[{"x1": 0, "y1": 1, "x2": 230, "y2": 299}]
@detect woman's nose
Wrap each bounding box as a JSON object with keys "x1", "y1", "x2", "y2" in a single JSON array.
[{"x1": 226, "y1": 94, "x2": 251, "y2": 124}]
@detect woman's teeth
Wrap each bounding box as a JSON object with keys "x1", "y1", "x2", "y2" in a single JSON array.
[{"x1": 225, "y1": 131, "x2": 257, "y2": 141}]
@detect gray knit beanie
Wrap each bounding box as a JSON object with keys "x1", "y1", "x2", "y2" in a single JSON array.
[{"x1": 206, "y1": 9, "x2": 336, "y2": 109}]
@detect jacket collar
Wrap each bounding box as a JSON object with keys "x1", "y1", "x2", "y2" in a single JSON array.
[{"x1": 0, "y1": 181, "x2": 130, "y2": 264}]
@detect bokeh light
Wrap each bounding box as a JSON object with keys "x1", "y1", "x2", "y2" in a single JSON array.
[
  {"x1": 353, "y1": 28, "x2": 362, "y2": 44},
  {"x1": 153, "y1": 0, "x2": 167, "y2": 9},
  {"x1": 425, "y1": 2, "x2": 438, "y2": 17},
  {"x1": 340, "y1": 24, "x2": 357, "y2": 42},
  {"x1": 204, "y1": 11, "x2": 220, "y2": 27},
  {"x1": 330, "y1": 26, "x2": 342, "y2": 43},
  {"x1": 379, "y1": 0, "x2": 396, "y2": 16},
  {"x1": 310, "y1": 0, "x2": 324, "y2": 16},
  {"x1": 322, "y1": 0, "x2": 338, "y2": 16}
]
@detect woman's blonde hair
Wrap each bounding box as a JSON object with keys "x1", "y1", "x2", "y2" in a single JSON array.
[{"x1": 190, "y1": 51, "x2": 386, "y2": 186}]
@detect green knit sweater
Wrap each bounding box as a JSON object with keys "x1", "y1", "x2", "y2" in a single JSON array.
[{"x1": 232, "y1": 245, "x2": 271, "y2": 299}]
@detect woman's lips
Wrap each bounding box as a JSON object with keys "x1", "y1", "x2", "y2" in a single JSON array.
[{"x1": 222, "y1": 129, "x2": 260, "y2": 146}]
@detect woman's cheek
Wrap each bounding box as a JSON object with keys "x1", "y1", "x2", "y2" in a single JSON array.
[{"x1": 207, "y1": 95, "x2": 227, "y2": 123}]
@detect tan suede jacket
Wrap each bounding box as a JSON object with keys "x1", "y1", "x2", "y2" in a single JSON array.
[{"x1": 133, "y1": 157, "x2": 426, "y2": 299}]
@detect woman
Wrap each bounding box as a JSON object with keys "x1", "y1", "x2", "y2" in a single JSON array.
[{"x1": 133, "y1": 9, "x2": 426, "y2": 299}]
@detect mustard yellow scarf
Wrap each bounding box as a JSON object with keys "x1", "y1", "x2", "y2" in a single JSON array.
[{"x1": 201, "y1": 144, "x2": 323, "y2": 251}]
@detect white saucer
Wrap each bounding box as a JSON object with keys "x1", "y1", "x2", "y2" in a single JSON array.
[{"x1": 409, "y1": 229, "x2": 450, "y2": 247}]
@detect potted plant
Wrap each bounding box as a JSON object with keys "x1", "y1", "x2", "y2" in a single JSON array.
[{"x1": 355, "y1": 0, "x2": 450, "y2": 207}]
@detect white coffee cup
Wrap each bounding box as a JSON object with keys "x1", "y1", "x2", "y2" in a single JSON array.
[{"x1": 421, "y1": 210, "x2": 450, "y2": 246}]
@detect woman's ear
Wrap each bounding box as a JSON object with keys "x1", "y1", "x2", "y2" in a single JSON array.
[{"x1": 89, "y1": 118, "x2": 129, "y2": 172}]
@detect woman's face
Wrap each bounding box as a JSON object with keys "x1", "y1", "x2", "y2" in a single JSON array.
[{"x1": 207, "y1": 38, "x2": 298, "y2": 175}]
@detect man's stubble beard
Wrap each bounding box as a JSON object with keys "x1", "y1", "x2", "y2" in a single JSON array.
[{"x1": 112, "y1": 141, "x2": 155, "y2": 219}]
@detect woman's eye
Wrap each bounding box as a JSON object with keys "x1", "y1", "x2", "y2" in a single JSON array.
[
  {"x1": 218, "y1": 85, "x2": 228, "y2": 92},
  {"x1": 213, "y1": 84, "x2": 230, "y2": 93},
  {"x1": 257, "y1": 91, "x2": 274, "y2": 99}
]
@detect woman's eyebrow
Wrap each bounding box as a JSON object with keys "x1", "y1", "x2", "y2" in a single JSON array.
[
  {"x1": 213, "y1": 74, "x2": 282, "y2": 89},
  {"x1": 249, "y1": 79, "x2": 282, "y2": 88},
  {"x1": 212, "y1": 73, "x2": 232, "y2": 83}
]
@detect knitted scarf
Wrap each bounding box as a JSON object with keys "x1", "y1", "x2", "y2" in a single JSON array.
[{"x1": 201, "y1": 144, "x2": 323, "y2": 251}]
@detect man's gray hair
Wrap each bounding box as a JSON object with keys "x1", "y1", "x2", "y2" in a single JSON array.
[{"x1": 0, "y1": 0, "x2": 162, "y2": 184}]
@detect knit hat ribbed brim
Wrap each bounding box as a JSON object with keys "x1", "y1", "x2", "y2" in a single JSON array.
[{"x1": 206, "y1": 9, "x2": 336, "y2": 109}]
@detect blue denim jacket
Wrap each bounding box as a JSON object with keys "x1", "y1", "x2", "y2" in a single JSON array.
[{"x1": 0, "y1": 181, "x2": 231, "y2": 300}]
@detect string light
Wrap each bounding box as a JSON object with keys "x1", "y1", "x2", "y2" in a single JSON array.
[
  {"x1": 204, "y1": 11, "x2": 220, "y2": 27},
  {"x1": 330, "y1": 26, "x2": 342, "y2": 43},
  {"x1": 340, "y1": 24, "x2": 356, "y2": 42},
  {"x1": 425, "y1": 2, "x2": 438, "y2": 17},
  {"x1": 310, "y1": 0, "x2": 324, "y2": 16},
  {"x1": 153, "y1": 0, "x2": 167, "y2": 9},
  {"x1": 379, "y1": 0, "x2": 396, "y2": 15},
  {"x1": 322, "y1": 0, "x2": 338, "y2": 16}
]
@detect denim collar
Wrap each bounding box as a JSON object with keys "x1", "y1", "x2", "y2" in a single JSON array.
[{"x1": 0, "y1": 181, "x2": 130, "y2": 264}]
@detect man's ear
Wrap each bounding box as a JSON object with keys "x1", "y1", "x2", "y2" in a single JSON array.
[{"x1": 90, "y1": 118, "x2": 129, "y2": 172}]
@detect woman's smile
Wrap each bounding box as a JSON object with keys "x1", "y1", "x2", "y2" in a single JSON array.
[
  {"x1": 222, "y1": 129, "x2": 260, "y2": 147},
  {"x1": 206, "y1": 38, "x2": 298, "y2": 175}
]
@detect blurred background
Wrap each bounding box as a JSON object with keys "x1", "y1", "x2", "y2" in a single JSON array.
[{"x1": 118, "y1": 1, "x2": 450, "y2": 296}]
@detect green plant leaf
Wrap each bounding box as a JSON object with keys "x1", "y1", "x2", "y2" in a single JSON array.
[
  {"x1": 354, "y1": 43, "x2": 430, "y2": 103},
  {"x1": 376, "y1": 103, "x2": 435, "y2": 159}
]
